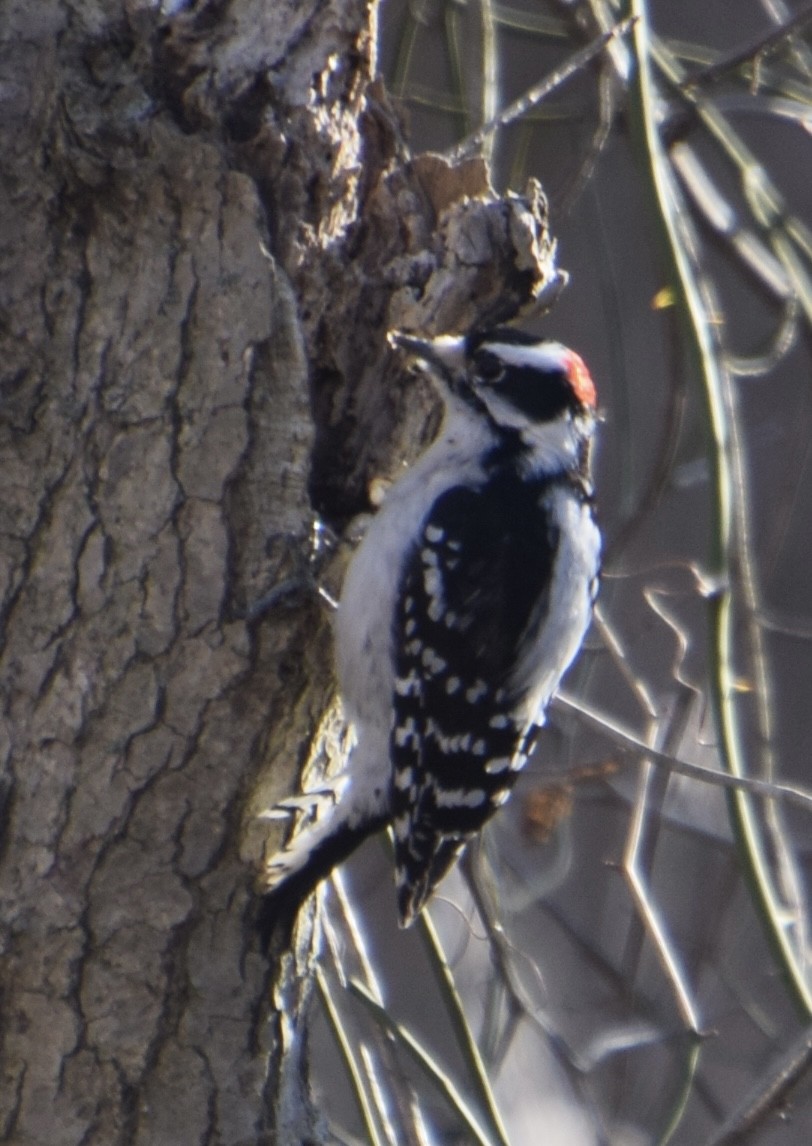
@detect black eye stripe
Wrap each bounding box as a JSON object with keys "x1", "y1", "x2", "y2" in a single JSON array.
[
  {"x1": 473, "y1": 353, "x2": 574, "y2": 421},
  {"x1": 496, "y1": 366, "x2": 573, "y2": 420}
]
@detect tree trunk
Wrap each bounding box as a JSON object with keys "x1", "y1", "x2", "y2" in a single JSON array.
[{"x1": 0, "y1": 2, "x2": 555, "y2": 1141}]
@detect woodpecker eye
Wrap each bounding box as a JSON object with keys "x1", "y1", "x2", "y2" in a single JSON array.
[{"x1": 473, "y1": 351, "x2": 506, "y2": 384}]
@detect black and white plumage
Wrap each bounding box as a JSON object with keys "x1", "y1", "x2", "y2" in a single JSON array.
[{"x1": 263, "y1": 327, "x2": 600, "y2": 928}]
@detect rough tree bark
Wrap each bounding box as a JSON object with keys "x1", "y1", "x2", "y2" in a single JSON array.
[{"x1": 0, "y1": 2, "x2": 556, "y2": 1142}]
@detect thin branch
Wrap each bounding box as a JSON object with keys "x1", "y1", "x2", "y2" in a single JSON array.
[
  {"x1": 414, "y1": 908, "x2": 513, "y2": 1146},
  {"x1": 348, "y1": 978, "x2": 507, "y2": 1146},
  {"x1": 631, "y1": 0, "x2": 812, "y2": 1016},
  {"x1": 316, "y1": 965, "x2": 389, "y2": 1146},
  {"x1": 447, "y1": 16, "x2": 637, "y2": 160},
  {"x1": 622, "y1": 696, "x2": 704, "y2": 1034},
  {"x1": 681, "y1": 3, "x2": 812, "y2": 88},
  {"x1": 459, "y1": 849, "x2": 613, "y2": 1145},
  {"x1": 703, "y1": 1024, "x2": 812, "y2": 1145},
  {"x1": 555, "y1": 691, "x2": 812, "y2": 815}
]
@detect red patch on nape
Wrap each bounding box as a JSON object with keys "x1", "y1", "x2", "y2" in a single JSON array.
[{"x1": 565, "y1": 350, "x2": 597, "y2": 409}]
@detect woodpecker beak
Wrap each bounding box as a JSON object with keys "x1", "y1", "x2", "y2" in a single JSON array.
[{"x1": 388, "y1": 332, "x2": 468, "y2": 379}]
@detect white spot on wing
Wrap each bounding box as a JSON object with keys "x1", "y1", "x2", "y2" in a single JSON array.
[
  {"x1": 421, "y1": 647, "x2": 447, "y2": 675},
  {"x1": 465, "y1": 680, "x2": 488, "y2": 704},
  {"x1": 394, "y1": 717, "x2": 419, "y2": 748},
  {"x1": 423, "y1": 567, "x2": 442, "y2": 599},
  {"x1": 394, "y1": 767, "x2": 414, "y2": 790},
  {"x1": 425, "y1": 718, "x2": 472, "y2": 754},
  {"x1": 395, "y1": 670, "x2": 421, "y2": 696}
]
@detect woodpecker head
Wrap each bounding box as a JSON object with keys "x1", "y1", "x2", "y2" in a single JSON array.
[{"x1": 390, "y1": 327, "x2": 597, "y2": 465}]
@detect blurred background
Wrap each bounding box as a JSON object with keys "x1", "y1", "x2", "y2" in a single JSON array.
[{"x1": 308, "y1": 3, "x2": 812, "y2": 1142}]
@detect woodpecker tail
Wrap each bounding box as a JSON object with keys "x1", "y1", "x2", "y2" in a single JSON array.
[{"x1": 396, "y1": 835, "x2": 467, "y2": 928}]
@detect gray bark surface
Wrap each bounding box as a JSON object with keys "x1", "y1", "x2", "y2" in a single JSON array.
[{"x1": 0, "y1": 2, "x2": 554, "y2": 1141}]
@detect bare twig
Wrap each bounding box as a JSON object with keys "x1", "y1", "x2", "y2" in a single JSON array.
[
  {"x1": 555, "y1": 691, "x2": 812, "y2": 815},
  {"x1": 447, "y1": 16, "x2": 637, "y2": 160},
  {"x1": 704, "y1": 1025, "x2": 812, "y2": 1145},
  {"x1": 348, "y1": 977, "x2": 508, "y2": 1146},
  {"x1": 681, "y1": 3, "x2": 812, "y2": 87}
]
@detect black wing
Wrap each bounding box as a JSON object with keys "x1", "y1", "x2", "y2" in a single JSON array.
[{"x1": 390, "y1": 475, "x2": 558, "y2": 925}]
